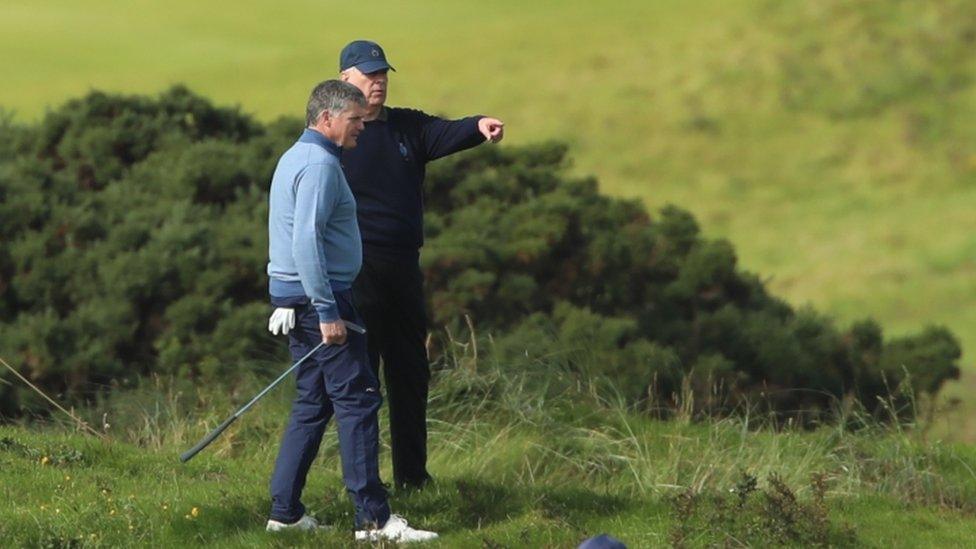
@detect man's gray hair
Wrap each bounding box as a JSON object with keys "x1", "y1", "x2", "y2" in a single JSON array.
[{"x1": 306, "y1": 80, "x2": 366, "y2": 126}]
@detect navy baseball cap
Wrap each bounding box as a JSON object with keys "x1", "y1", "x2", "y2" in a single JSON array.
[
  {"x1": 578, "y1": 534, "x2": 627, "y2": 549},
  {"x1": 340, "y1": 40, "x2": 396, "y2": 74}
]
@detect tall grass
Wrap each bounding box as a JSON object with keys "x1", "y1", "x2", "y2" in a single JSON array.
[
  {"x1": 45, "y1": 327, "x2": 974, "y2": 512},
  {"x1": 3, "y1": 334, "x2": 976, "y2": 546}
]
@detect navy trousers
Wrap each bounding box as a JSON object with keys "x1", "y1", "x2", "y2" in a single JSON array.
[
  {"x1": 268, "y1": 290, "x2": 390, "y2": 528},
  {"x1": 353, "y1": 251, "x2": 432, "y2": 487}
]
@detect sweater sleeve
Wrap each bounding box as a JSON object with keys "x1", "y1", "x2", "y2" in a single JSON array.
[
  {"x1": 292, "y1": 163, "x2": 340, "y2": 322},
  {"x1": 415, "y1": 111, "x2": 487, "y2": 162}
]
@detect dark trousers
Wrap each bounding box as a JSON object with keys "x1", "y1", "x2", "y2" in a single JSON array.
[
  {"x1": 353, "y1": 251, "x2": 432, "y2": 487},
  {"x1": 268, "y1": 290, "x2": 390, "y2": 528}
]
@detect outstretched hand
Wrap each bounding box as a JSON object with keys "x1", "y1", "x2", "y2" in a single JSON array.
[{"x1": 478, "y1": 117, "x2": 505, "y2": 143}]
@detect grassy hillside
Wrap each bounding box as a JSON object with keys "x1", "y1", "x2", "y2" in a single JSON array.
[
  {"x1": 2, "y1": 0, "x2": 974, "y2": 431},
  {"x1": 3, "y1": 357, "x2": 976, "y2": 547}
]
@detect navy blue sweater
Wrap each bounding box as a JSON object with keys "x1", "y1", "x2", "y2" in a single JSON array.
[{"x1": 341, "y1": 107, "x2": 485, "y2": 253}]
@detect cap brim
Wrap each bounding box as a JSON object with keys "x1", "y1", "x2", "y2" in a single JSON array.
[{"x1": 355, "y1": 60, "x2": 395, "y2": 74}]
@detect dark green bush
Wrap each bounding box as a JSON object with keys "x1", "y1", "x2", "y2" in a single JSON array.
[
  {"x1": 0, "y1": 88, "x2": 961, "y2": 419},
  {"x1": 0, "y1": 88, "x2": 287, "y2": 416},
  {"x1": 421, "y1": 144, "x2": 959, "y2": 416}
]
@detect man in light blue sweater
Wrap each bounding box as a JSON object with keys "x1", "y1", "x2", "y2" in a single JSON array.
[{"x1": 265, "y1": 80, "x2": 436, "y2": 543}]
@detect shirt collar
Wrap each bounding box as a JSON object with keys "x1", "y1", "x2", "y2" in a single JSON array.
[{"x1": 299, "y1": 128, "x2": 341, "y2": 157}]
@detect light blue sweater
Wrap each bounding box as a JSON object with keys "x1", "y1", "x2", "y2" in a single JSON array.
[{"x1": 267, "y1": 129, "x2": 362, "y2": 322}]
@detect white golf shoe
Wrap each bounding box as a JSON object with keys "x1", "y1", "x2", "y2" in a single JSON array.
[
  {"x1": 355, "y1": 514, "x2": 438, "y2": 543},
  {"x1": 266, "y1": 514, "x2": 328, "y2": 532}
]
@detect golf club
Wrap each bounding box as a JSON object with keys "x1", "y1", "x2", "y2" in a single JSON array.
[{"x1": 179, "y1": 319, "x2": 366, "y2": 463}]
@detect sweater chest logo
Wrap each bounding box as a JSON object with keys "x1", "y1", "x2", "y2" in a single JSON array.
[{"x1": 398, "y1": 141, "x2": 409, "y2": 160}]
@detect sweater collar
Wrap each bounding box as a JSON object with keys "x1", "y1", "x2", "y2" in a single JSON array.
[{"x1": 299, "y1": 128, "x2": 341, "y2": 157}]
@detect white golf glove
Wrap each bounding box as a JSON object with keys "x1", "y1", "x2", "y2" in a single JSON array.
[{"x1": 268, "y1": 308, "x2": 296, "y2": 335}]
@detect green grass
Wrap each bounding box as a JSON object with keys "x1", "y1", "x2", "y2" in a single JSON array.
[
  {"x1": 3, "y1": 359, "x2": 976, "y2": 547},
  {"x1": 2, "y1": 2, "x2": 974, "y2": 543},
  {"x1": 2, "y1": 1, "x2": 973, "y2": 398},
  {"x1": 3, "y1": 0, "x2": 976, "y2": 432}
]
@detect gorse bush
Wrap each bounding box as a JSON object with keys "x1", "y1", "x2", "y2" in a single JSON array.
[
  {"x1": 0, "y1": 87, "x2": 961, "y2": 418},
  {"x1": 668, "y1": 472, "x2": 857, "y2": 547},
  {"x1": 421, "y1": 144, "x2": 961, "y2": 416},
  {"x1": 0, "y1": 87, "x2": 285, "y2": 413}
]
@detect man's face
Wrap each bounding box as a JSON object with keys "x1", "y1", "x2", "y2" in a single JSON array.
[
  {"x1": 328, "y1": 102, "x2": 367, "y2": 148},
  {"x1": 342, "y1": 67, "x2": 388, "y2": 107}
]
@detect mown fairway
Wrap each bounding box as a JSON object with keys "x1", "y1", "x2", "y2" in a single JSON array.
[{"x1": 2, "y1": 1, "x2": 974, "y2": 424}]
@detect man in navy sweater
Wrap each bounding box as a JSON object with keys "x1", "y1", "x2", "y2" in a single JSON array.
[{"x1": 339, "y1": 39, "x2": 504, "y2": 488}]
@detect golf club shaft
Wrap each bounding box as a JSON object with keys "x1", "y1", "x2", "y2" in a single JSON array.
[
  {"x1": 179, "y1": 340, "x2": 324, "y2": 463},
  {"x1": 179, "y1": 319, "x2": 366, "y2": 463}
]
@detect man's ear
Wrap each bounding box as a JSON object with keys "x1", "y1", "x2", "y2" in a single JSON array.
[
  {"x1": 318, "y1": 109, "x2": 332, "y2": 127},
  {"x1": 339, "y1": 71, "x2": 350, "y2": 82}
]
